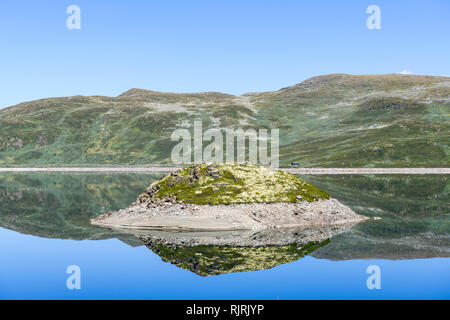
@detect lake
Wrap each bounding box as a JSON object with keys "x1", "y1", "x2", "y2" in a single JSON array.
[{"x1": 0, "y1": 173, "x2": 449, "y2": 299}]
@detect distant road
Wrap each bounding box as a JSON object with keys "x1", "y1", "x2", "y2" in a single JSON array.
[
  {"x1": 284, "y1": 168, "x2": 450, "y2": 174},
  {"x1": 0, "y1": 167, "x2": 449, "y2": 174}
]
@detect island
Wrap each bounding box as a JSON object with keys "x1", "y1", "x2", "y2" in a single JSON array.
[{"x1": 91, "y1": 164, "x2": 368, "y2": 231}]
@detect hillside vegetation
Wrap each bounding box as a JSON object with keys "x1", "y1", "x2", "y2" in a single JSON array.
[{"x1": 1, "y1": 74, "x2": 449, "y2": 167}]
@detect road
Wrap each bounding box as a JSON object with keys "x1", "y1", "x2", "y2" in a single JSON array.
[{"x1": 0, "y1": 167, "x2": 448, "y2": 174}]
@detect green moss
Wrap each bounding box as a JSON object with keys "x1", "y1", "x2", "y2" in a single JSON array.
[{"x1": 139, "y1": 163, "x2": 329, "y2": 205}]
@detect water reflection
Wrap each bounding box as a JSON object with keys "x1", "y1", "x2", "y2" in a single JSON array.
[
  {"x1": 0, "y1": 172, "x2": 448, "y2": 267},
  {"x1": 132, "y1": 225, "x2": 356, "y2": 276},
  {"x1": 0, "y1": 172, "x2": 161, "y2": 244},
  {"x1": 300, "y1": 174, "x2": 450, "y2": 260}
]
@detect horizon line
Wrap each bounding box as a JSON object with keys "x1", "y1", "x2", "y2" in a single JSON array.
[{"x1": 2, "y1": 72, "x2": 449, "y2": 109}]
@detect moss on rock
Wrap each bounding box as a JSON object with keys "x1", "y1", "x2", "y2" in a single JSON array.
[{"x1": 138, "y1": 163, "x2": 329, "y2": 205}]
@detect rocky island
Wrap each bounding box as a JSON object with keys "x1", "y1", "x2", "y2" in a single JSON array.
[{"x1": 91, "y1": 164, "x2": 368, "y2": 230}]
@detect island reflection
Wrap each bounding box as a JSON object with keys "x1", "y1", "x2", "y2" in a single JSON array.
[{"x1": 132, "y1": 224, "x2": 356, "y2": 276}]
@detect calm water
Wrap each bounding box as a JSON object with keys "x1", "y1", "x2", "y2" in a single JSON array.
[{"x1": 0, "y1": 173, "x2": 449, "y2": 299}]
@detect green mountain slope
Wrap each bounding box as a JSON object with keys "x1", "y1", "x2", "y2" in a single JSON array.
[{"x1": 1, "y1": 74, "x2": 449, "y2": 167}]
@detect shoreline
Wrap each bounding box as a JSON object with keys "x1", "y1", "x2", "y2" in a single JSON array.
[
  {"x1": 0, "y1": 167, "x2": 449, "y2": 174},
  {"x1": 91, "y1": 198, "x2": 369, "y2": 231},
  {"x1": 133, "y1": 224, "x2": 358, "y2": 247}
]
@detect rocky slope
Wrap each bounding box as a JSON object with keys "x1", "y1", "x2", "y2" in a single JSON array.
[{"x1": 0, "y1": 74, "x2": 449, "y2": 167}]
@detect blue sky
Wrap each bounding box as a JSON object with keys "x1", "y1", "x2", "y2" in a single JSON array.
[{"x1": 0, "y1": 0, "x2": 449, "y2": 108}]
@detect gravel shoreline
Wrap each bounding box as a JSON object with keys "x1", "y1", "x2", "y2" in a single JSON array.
[{"x1": 91, "y1": 198, "x2": 368, "y2": 231}]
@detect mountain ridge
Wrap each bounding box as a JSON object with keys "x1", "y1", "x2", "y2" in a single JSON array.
[{"x1": 1, "y1": 73, "x2": 449, "y2": 167}]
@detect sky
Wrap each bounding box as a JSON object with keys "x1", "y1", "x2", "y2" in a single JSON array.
[{"x1": 0, "y1": 0, "x2": 449, "y2": 108}]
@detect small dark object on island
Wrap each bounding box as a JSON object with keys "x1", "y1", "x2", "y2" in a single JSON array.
[{"x1": 291, "y1": 162, "x2": 300, "y2": 167}]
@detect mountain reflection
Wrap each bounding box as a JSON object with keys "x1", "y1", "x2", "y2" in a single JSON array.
[{"x1": 0, "y1": 172, "x2": 448, "y2": 263}]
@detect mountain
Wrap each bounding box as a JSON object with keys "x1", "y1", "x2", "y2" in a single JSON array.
[{"x1": 1, "y1": 74, "x2": 449, "y2": 167}]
